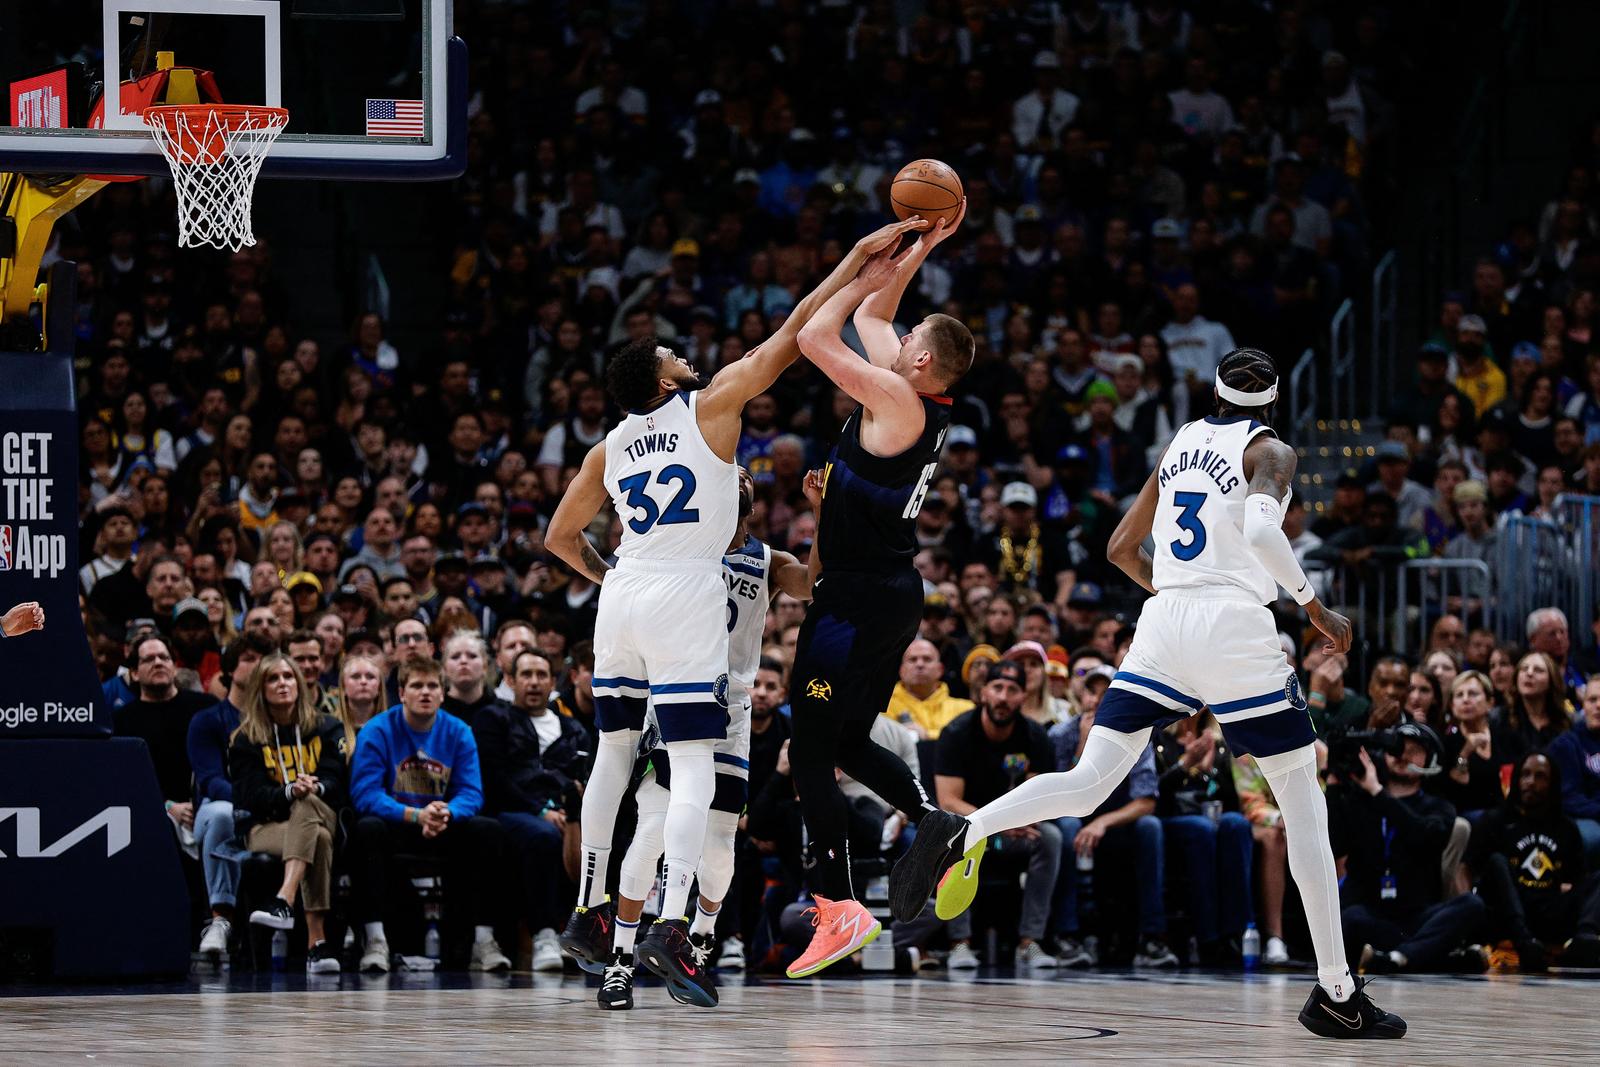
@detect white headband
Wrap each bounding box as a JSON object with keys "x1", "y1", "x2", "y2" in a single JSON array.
[{"x1": 1215, "y1": 370, "x2": 1278, "y2": 407}]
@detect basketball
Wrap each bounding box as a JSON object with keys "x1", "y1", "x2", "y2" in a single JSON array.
[{"x1": 890, "y1": 159, "x2": 963, "y2": 227}]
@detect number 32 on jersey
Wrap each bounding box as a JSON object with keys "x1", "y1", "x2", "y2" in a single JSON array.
[{"x1": 617, "y1": 464, "x2": 699, "y2": 534}]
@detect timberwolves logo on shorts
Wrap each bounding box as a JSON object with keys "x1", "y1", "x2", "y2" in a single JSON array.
[
  {"x1": 712, "y1": 673, "x2": 730, "y2": 709},
  {"x1": 1284, "y1": 673, "x2": 1307, "y2": 711},
  {"x1": 0, "y1": 524, "x2": 12, "y2": 571}
]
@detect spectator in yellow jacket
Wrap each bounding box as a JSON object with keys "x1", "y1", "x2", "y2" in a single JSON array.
[{"x1": 885, "y1": 638, "x2": 975, "y2": 739}]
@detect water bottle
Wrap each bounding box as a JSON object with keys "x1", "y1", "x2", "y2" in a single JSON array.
[
  {"x1": 424, "y1": 919, "x2": 441, "y2": 961},
  {"x1": 270, "y1": 929, "x2": 288, "y2": 973},
  {"x1": 1242, "y1": 923, "x2": 1261, "y2": 973}
]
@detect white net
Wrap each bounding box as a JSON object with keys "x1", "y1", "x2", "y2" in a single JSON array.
[{"x1": 144, "y1": 106, "x2": 289, "y2": 252}]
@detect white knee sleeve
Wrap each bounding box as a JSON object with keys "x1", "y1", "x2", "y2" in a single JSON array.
[
  {"x1": 660, "y1": 739, "x2": 717, "y2": 918},
  {"x1": 695, "y1": 809, "x2": 741, "y2": 904},
  {"x1": 1259, "y1": 746, "x2": 1350, "y2": 987},
  {"x1": 619, "y1": 776, "x2": 670, "y2": 902},
  {"x1": 965, "y1": 726, "x2": 1148, "y2": 846}
]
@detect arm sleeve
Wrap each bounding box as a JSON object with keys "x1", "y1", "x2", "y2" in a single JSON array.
[{"x1": 1242, "y1": 493, "x2": 1317, "y2": 605}]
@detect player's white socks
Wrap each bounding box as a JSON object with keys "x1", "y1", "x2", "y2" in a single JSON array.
[
  {"x1": 614, "y1": 916, "x2": 640, "y2": 955},
  {"x1": 1257, "y1": 746, "x2": 1355, "y2": 1003},
  {"x1": 578, "y1": 728, "x2": 641, "y2": 907},
  {"x1": 961, "y1": 726, "x2": 1149, "y2": 850},
  {"x1": 691, "y1": 899, "x2": 720, "y2": 937},
  {"x1": 659, "y1": 739, "x2": 716, "y2": 920}
]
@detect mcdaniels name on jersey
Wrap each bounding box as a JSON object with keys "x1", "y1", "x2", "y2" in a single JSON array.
[{"x1": 1157, "y1": 444, "x2": 1244, "y2": 494}]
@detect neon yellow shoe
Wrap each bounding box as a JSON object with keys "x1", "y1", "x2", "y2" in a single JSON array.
[{"x1": 934, "y1": 835, "x2": 987, "y2": 921}]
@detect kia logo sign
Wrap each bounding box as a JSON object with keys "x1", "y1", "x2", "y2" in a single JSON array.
[{"x1": 0, "y1": 806, "x2": 131, "y2": 858}]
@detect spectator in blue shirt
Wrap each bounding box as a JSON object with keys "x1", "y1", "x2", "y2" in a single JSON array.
[
  {"x1": 185, "y1": 631, "x2": 275, "y2": 960},
  {"x1": 348, "y1": 657, "x2": 510, "y2": 973},
  {"x1": 1551, "y1": 676, "x2": 1600, "y2": 865},
  {"x1": 1047, "y1": 666, "x2": 1178, "y2": 968}
]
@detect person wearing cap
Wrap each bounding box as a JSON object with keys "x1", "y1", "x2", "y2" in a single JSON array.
[
  {"x1": 885, "y1": 638, "x2": 975, "y2": 740},
  {"x1": 1332, "y1": 723, "x2": 1488, "y2": 975},
  {"x1": 285, "y1": 571, "x2": 324, "y2": 625},
  {"x1": 935, "y1": 661, "x2": 1062, "y2": 969},
  {"x1": 1079, "y1": 378, "x2": 1148, "y2": 502},
  {"x1": 653, "y1": 238, "x2": 712, "y2": 337},
  {"x1": 985, "y1": 482, "x2": 1074, "y2": 599},
  {"x1": 1003, "y1": 640, "x2": 1070, "y2": 726},
  {"x1": 1368, "y1": 441, "x2": 1431, "y2": 530},
  {"x1": 171, "y1": 597, "x2": 224, "y2": 692},
  {"x1": 1449, "y1": 314, "x2": 1506, "y2": 417},
  {"x1": 80, "y1": 506, "x2": 139, "y2": 596},
  {"x1": 331, "y1": 583, "x2": 372, "y2": 634},
  {"x1": 1013, "y1": 49, "x2": 1079, "y2": 152}
]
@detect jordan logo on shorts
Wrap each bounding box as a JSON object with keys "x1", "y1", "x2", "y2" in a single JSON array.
[{"x1": 805, "y1": 678, "x2": 832, "y2": 701}]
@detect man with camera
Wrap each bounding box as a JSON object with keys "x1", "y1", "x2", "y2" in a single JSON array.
[{"x1": 1331, "y1": 722, "x2": 1488, "y2": 973}]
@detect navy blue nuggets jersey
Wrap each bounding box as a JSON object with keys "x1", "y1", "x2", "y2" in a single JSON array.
[{"x1": 817, "y1": 394, "x2": 952, "y2": 570}]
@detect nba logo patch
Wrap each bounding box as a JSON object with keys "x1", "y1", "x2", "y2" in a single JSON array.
[
  {"x1": 0, "y1": 524, "x2": 12, "y2": 571},
  {"x1": 645, "y1": 416, "x2": 655, "y2": 431}
]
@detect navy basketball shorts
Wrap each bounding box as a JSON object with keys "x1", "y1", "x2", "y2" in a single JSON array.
[{"x1": 789, "y1": 567, "x2": 923, "y2": 731}]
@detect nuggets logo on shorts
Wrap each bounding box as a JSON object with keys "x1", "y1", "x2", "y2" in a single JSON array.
[
  {"x1": 713, "y1": 673, "x2": 730, "y2": 709},
  {"x1": 805, "y1": 678, "x2": 832, "y2": 701},
  {"x1": 1284, "y1": 672, "x2": 1307, "y2": 711},
  {"x1": 0, "y1": 524, "x2": 11, "y2": 571}
]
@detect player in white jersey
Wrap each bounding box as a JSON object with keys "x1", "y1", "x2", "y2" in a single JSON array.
[
  {"x1": 892, "y1": 349, "x2": 1407, "y2": 1040},
  {"x1": 600, "y1": 467, "x2": 812, "y2": 1009},
  {"x1": 549, "y1": 217, "x2": 928, "y2": 1004}
]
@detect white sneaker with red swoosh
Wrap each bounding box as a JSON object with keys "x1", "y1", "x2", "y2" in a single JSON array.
[{"x1": 786, "y1": 896, "x2": 882, "y2": 978}]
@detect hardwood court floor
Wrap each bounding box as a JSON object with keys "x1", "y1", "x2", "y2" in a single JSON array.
[{"x1": 1, "y1": 967, "x2": 1593, "y2": 1064}]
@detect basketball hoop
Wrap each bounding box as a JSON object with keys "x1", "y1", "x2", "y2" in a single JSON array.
[{"x1": 144, "y1": 104, "x2": 288, "y2": 251}]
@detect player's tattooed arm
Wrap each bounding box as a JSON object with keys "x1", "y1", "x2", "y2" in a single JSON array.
[
  {"x1": 1243, "y1": 436, "x2": 1351, "y2": 652},
  {"x1": 547, "y1": 441, "x2": 613, "y2": 585},
  {"x1": 1107, "y1": 466, "x2": 1161, "y2": 595},
  {"x1": 1243, "y1": 434, "x2": 1297, "y2": 499}
]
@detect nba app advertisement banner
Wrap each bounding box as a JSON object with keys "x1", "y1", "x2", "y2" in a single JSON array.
[{"x1": 0, "y1": 352, "x2": 106, "y2": 737}]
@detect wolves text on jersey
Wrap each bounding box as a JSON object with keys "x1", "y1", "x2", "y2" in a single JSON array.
[{"x1": 1158, "y1": 446, "x2": 1241, "y2": 495}]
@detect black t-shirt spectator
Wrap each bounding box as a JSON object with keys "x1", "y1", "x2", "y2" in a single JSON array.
[
  {"x1": 114, "y1": 689, "x2": 218, "y2": 803},
  {"x1": 747, "y1": 713, "x2": 791, "y2": 803},
  {"x1": 1468, "y1": 805, "x2": 1587, "y2": 907},
  {"x1": 936, "y1": 708, "x2": 1054, "y2": 810},
  {"x1": 1330, "y1": 786, "x2": 1457, "y2": 916}
]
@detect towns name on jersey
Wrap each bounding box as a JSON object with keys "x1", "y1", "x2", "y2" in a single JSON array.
[
  {"x1": 1157, "y1": 446, "x2": 1241, "y2": 495},
  {"x1": 623, "y1": 432, "x2": 680, "y2": 463},
  {"x1": 0, "y1": 432, "x2": 69, "y2": 579}
]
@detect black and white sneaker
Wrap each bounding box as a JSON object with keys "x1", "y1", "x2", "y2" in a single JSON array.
[
  {"x1": 248, "y1": 897, "x2": 295, "y2": 930},
  {"x1": 1298, "y1": 976, "x2": 1406, "y2": 1039},
  {"x1": 598, "y1": 952, "x2": 634, "y2": 1010},
  {"x1": 686, "y1": 932, "x2": 719, "y2": 999},
  {"x1": 637, "y1": 918, "x2": 718, "y2": 1008},
  {"x1": 1133, "y1": 937, "x2": 1179, "y2": 968},
  {"x1": 560, "y1": 899, "x2": 617, "y2": 975},
  {"x1": 306, "y1": 940, "x2": 341, "y2": 974},
  {"x1": 888, "y1": 809, "x2": 967, "y2": 923}
]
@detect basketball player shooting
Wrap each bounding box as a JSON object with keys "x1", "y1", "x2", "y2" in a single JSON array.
[
  {"x1": 1, "y1": 602, "x2": 45, "y2": 638},
  {"x1": 548, "y1": 216, "x2": 929, "y2": 1005},
  {"x1": 890, "y1": 349, "x2": 1408, "y2": 1039},
  {"x1": 781, "y1": 203, "x2": 976, "y2": 979}
]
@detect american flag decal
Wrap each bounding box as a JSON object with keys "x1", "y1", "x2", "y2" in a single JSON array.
[{"x1": 365, "y1": 99, "x2": 424, "y2": 137}]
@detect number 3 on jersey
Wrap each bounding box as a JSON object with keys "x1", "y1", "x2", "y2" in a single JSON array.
[
  {"x1": 1169, "y1": 490, "x2": 1207, "y2": 561},
  {"x1": 618, "y1": 464, "x2": 699, "y2": 534}
]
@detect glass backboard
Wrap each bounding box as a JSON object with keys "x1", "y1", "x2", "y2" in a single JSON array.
[{"x1": 0, "y1": 0, "x2": 463, "y2": 180}]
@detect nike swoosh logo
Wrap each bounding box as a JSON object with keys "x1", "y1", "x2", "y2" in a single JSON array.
[
  {"x1": 682, "y1": 964, "x2": 697, "y2": 976},
  {"x1": 1321, "y1": 1004, "x2": 1363, "y2": 1030}
]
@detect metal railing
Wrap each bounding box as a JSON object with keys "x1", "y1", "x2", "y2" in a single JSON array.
[
  {"x1": 1369, "y1": 250, "x2": 1397, "y2": 421},
  {"x1": 1328, "y1": 298, "x2": 1356, "y2": 428},
  {"x1": 1289, "y1": 346, "x2": 1317, "y2": 444},
  {"x1": 1495, "y1": 496, "x2": 1600, "y2": 646},
  {"x1": 1302, "y1": 558, "x2": 1493, "y2": 676}
]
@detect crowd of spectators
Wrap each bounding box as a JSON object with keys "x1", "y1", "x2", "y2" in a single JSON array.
[{"x1": 54, "y1": 2, "x2": 1600, "y2": 976}]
